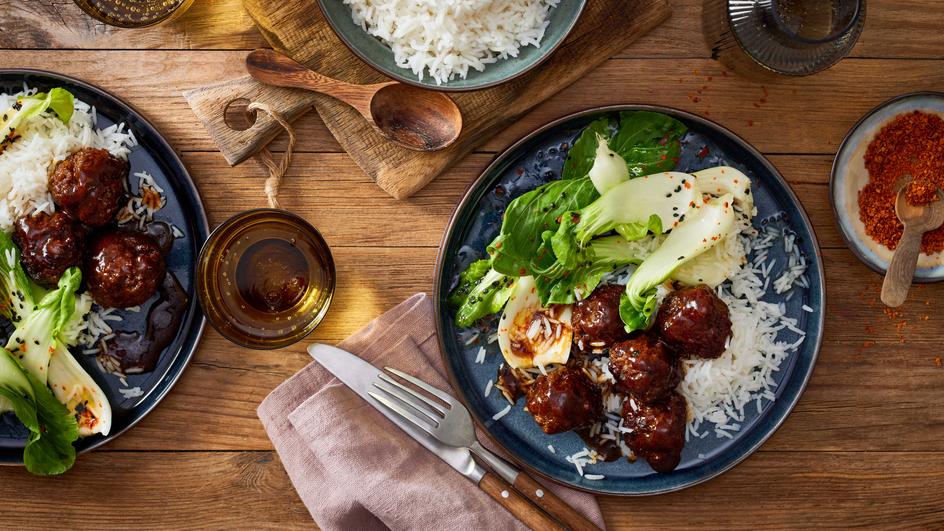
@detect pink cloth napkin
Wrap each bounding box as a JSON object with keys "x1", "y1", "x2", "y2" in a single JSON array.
[{"x1": 258, "y1": 293, "x2": 606, "y2": 530}]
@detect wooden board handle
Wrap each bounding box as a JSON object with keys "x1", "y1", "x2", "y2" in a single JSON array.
[
  {"x1": 479, "y1": 471, "x2": 565, "y2": 530},
  {"x1": 513, "y1": 473, "x2": 601, "y2": 531}
]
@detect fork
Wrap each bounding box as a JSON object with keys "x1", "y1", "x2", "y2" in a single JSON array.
[{"x1": 368, "y1": 366, "x2": 602, "y2": 531}]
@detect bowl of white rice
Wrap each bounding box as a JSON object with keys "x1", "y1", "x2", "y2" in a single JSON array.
[{"x1": 318, "y1": 0, "x2": 586, "y2": 90}]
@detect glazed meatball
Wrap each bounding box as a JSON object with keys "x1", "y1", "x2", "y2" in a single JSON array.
[
  {"x1": 655, "y1": 285, "x2": 732, "y2": 359},
  {"x1": 572, "y1": 284, "x2": 628, "y2": 353},
  {"x1": 525, "y1": 367, "x2": 603, "y2": 435},
  {"x1": 609, "y1": 335, "x2": 680, "y2": 403},
  {"x1": 621, "y1": 391, "x2": 687, "y2": 473},
  {"x1": 12, "y1": 211, "x2": 85, "y2": 287},
  {"x1": 49, "y1": 147, "x2": 128, "y2": 227},
  {"x1": 85, "y1": 230, "x2": 165, "y2": 308}
]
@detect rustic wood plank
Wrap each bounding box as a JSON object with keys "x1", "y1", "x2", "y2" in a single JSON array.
[
  {"x1": 1, "y1": 451, "x2": 941, "y2": 529},
  {"x1": 3, "y1": 0, "x2": 942, "y2": 62},
  {"x1": 2, "y1": 51, "x2": 942, "y2": 157},
  {"x1": 184, "y1": 151, "x2": 844, "y2": 248}
]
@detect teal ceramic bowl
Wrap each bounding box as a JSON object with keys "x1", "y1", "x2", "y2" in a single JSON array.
[{"x1": 317, "y1": 0, "x2": 586, "y2": 91}]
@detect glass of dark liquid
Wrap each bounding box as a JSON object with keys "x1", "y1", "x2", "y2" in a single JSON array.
[
  {"x1": 704, "y1": 0, "x2": 866, "y2": 77},
  {"x1": 73, "y1": 0, "x2": 194, "y2": 28}
]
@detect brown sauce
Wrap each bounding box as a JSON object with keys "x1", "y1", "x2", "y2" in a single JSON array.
[
  {"x1": 234, "y1": 238, "x2": 309, "y2": 314},
  {"x1": 575, "y1": 427, "x2": 623, "y2": 462},
  {"x1": 196, "y1": 209, "x2": 336, "y2": 349},
  {"x1": 100, "y1": 270, "x2": 189, "y2": 375}
]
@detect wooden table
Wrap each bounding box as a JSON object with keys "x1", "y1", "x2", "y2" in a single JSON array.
[{"x1": 2, "y1": 1, "x2": 943, "y2": 528}]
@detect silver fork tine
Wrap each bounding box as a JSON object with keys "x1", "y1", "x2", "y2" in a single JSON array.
[
  {"x1": 372, "y1": 381, "x2": 441, "y2": 423},
  {"x1": 378, "y1": 372, "x2": 448, "y2": 415},
  {"x1": 384, "y1": 366, "x2": 455, "y2": 404},
  {"x1": 368, "y1": 391, "x2": 438, "y2": 437}
]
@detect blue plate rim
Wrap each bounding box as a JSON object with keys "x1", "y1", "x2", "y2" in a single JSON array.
[
  {"x1": 434, "y1": 104, "x2": 826, "y2": 495},
  {"x1": 0, "y1": 68, "x2": 209, "y2": 463},
  {"x1": 828, "y1": 90, "x2": 944, "y2": 281},
  {"x1": 314, "y1": 0, "x2": 587, "y2": 92}
]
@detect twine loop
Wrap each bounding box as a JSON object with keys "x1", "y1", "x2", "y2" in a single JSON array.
[{"x1": 247, "y1": 102, "x2": 296, "y2": 209}]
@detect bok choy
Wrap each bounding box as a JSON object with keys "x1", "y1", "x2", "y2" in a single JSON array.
[
  {"x1": 0, "y1": 347, "x2": 78, "y2": 475},
  {"x1": 0, "y1": 88, "x2": 75, "y2": 152},
  {"x1": 619, "y1": 195, "x2": 737, "y2": 332},
  {"x1": 0, "y1": 232, "x2": 111, "y2": 442}
]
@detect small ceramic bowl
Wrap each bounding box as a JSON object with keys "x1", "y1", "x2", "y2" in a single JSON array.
[
  {"x1": 830, "y1": 92, "x2": 944, "y2": 281},
  {"x1": 316, "y1": 0, "x2": 586, "y2": 91}
]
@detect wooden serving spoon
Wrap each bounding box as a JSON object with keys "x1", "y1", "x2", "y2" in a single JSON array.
[
  {"x1": 245, "y1": 49, "x2": 462, "y2": 152},
  {"x1": 881, "y1": 176, "x2": 944, "y2": 307}
]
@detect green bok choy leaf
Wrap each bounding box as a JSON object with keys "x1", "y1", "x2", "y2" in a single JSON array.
[{"x1": 619, "y1": 194, "x2": 737, "y2": 332}]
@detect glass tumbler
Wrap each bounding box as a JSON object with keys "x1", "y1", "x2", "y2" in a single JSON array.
[{"x1": 704, "y1": 0, "x2": 867, "y2": 77}]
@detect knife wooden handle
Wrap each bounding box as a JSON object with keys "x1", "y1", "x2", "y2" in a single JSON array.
[
  {"x1": 480, "y1": 471, "x2": 565, "y2": 530},
  {"x1": 513, "y1": 472, "x2": 601, "y2": 531}
]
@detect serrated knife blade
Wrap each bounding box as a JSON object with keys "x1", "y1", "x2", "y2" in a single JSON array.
[{"x1": 307, "y1": 343, "x2": 484, "y2": 483}]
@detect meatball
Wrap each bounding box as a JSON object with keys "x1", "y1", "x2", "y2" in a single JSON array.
[
  {"x1": 655, "y1": 285, "x2": 732, "y2": 359},
  {"x1": 572, "y1": 284, "x2": 629, "y2": 353},
  {"x1": 621, "y1": 391, "x2": 687, "y2": 473},
  {"x1": 525, "y1": 367, "x2": 603, "y2": 434},
  {"x1": 12, "y1": 211, "x2": 85, "y2": 287},
  {"x1": 609, "y1": 335, "x2": 680, "y2": 403},
  {"x1": 85, "y1": 230, "x2": 165, "y2": 308},
  {"x1": 49, "y1": 147, "x2": 128, "y2": 227}
]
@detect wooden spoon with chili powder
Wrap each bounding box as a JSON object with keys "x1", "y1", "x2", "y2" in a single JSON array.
[{"x1": 881, "y1": 175, "x2": 944, "y2": 307}]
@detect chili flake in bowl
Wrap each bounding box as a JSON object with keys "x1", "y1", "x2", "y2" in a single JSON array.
[{"x1": 831, "y1": 92, "x2": 944, "y2": 280}]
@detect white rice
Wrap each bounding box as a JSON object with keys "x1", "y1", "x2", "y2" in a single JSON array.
[
  {"x1": 343, "y1": 0, "x2": 560, "y2": 85},
  {"x1": 118, "y1": 386, "x2": 144, "y2": 399},
  {"x1": 678, "y1": 223, "x2": 808, "y2": 439},
  {"x1": 492, "y1": 404, "x2": 512, "y2": 421},
  {"x1": 0, "y1": 88, "x2": 135, "y2": 231}
]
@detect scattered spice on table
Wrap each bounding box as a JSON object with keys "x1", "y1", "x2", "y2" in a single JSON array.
[{"x1": 858, "y1": 110, "x2": 944, "y2": 253}]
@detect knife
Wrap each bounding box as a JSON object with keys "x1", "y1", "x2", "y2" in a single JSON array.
[{"x1": 308, "y1": 343, "x2": 564, "y2": 531}]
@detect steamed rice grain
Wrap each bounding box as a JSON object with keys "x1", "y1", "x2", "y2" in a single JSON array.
[{"x1": 343, "y1": 0, "x2": 560, "y2": 84}]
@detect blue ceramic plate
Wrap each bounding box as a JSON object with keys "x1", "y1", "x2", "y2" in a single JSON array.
[
  {"x1": 435, "y1": 106, "x2": 825, "y2": 495},
  {"x1": 317, "y1": 0, "x2": 586, "y2": 91},
  {"x1": 0, "y1": 70, "x2": 208, "y2": 464},
  {"x1": 830, "y1": 92, "x2": 944, "y2": 280}
]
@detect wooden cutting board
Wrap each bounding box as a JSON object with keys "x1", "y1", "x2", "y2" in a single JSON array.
[{"x1": 185, "y1": 0, "x2": 671, "y2": 199}]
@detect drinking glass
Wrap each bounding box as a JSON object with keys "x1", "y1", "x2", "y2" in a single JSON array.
[{"x1": 704, "y1": 0, "x2": 867, "y2": 77}]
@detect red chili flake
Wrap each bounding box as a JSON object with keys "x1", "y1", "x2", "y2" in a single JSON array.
[
  {"x1": 515, "y1": 167, "x2": 524, "y2": 175},
  {"x1": 658, "y1": 134, "x2": 669, "y2": 146},
  {"x1": 660, "y1": 154, "x2": 667, "y2": 161},
  {"x1": 519, "y1": 267, "x2": 527, "y2": 276},
  {"x1": 697, "y1": 145, "x2": 710, "y2": 159},
  {"x1": 935, "y1": 356, "x2": 943, "y2": 368},
  {"x1": 707, "y1": 76, "x2": 713, "y2": 81},
  {"x1": 561, "y1": 142, "x2": 569, "y2": 150},
  {"x1": 762, "y1": 86, "x2": 769, "y2": 98},
  {"x1": 494, "y1": 242, "x2": 502, "y2": 249},
  {"x1": 760, "y1": 98, "x2": 767, "y2": 104},
  {"x1": 747, "y1": 120, "x2": 754, "y2": 127},
  {"x1": 859, "y1": 111, "x2": 944, "y2": 253},
  {"x1": 722, "y1": 70, "x2": 729, "y2": 77},
  {"x1": 692, "y1": 96, "x2": 701, "y2": 103},
  {"x1": 684, "y1": 182, "x2": 692, "y2": 189},
  {"x1": 702, "y1": 85, "x2": 708, "y2": 90},
  {"x1": 753, "y1": 102, "x2": 760, "y2": 108}
]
